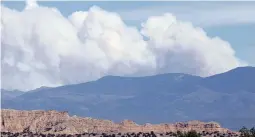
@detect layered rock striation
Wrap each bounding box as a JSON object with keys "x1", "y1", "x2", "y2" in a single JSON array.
[{"x1": 1, "y1": 109, "x2": 235, "y2": 135}]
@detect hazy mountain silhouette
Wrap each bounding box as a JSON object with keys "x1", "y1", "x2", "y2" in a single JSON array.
[
  {"x1": 1, "y1": 89, "x2": 24, "y2": 100},
  {"x1": 1, "y1": 66, "x2": 255, "y2": 130}
]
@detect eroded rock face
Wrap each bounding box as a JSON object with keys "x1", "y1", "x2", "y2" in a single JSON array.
[{"x1": 1, "y1": 109, "x2": 234, "y2": 134}]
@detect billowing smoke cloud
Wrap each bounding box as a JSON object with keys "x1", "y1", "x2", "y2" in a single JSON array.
[
  {"x1": 141, "y1": 13, "x2": 244, "y2": 76},
  {"x1": 1, "y1": 1, "x2": 245, "y2": 91}
]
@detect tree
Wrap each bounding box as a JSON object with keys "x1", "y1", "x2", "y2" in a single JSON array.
[
  {"x1": 250, "y1": 127, "x2": 255, "y2": 137},
  {"x1": 185, "y1": 130, "x2": 201, "y2": 137},
  {"x1": 240, "y1": 127, "x2": 255, "y2": 137},
  {"x1": 177, "y1": 131, "x2": 184, "y2": 137},
  {"x1": 176, "y1": 130, "x2": 201, "y2": 137}
]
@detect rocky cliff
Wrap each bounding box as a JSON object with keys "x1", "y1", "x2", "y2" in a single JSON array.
[{"x1": 1, "y1": 109, "x2": 235, "y2": 135}]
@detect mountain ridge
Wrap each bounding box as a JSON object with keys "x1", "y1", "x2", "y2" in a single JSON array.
[
  {"x1": 1, "y1": 66, "x2": 253, "y2": 92},
  {"x1": 1, "y1": 66, "x2": 255, "y2": 130}
]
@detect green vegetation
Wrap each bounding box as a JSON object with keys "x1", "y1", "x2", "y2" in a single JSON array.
[
  {"x1": 240, "y1": 127, "x2": 255, "y2": 137},
  {"x1": 176, "y1": 130, "x2": 201, "y2": 137}
]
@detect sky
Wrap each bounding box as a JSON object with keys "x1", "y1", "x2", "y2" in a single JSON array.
[{"x1": 1, "y1": 1, "x2": 255, "y2": 91}]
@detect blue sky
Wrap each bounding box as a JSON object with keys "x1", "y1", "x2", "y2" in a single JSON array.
[{"x1": 2, "y1": 1, "x2": 255, "y2": 66}]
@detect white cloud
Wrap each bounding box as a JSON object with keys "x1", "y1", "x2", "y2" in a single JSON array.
[
  {"x1": 141, "y1": 13, "x2": 244, "y2": 76},
  {"x1": 68, "y1": 11, "x2": 88, "y2": 30},
  {"x1": 1, "y1": 1, "x2": 245, "y2": 91}
]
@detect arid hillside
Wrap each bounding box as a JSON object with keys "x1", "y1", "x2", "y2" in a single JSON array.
[{"x1": 1, "y1": 109, "x2": 237, "y2": 136}]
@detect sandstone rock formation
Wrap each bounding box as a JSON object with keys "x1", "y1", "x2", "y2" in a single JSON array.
[{"x1": 1, "y1": 109, "x2": 235, "y2": 135}]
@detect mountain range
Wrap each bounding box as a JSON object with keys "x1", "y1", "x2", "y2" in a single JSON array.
[{"x1": 1, "y1": 66, "x2": 255, "y2": 130}]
